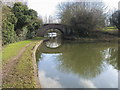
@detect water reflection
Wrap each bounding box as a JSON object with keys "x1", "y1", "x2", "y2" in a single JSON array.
[
  {"x1": 102, "y1": 48, "x2": 118, "y2": 70},
  {"x1": 37, "y1": 39, "x2": 118, "y2": 88},
  {"x1": 79, "y1": 79, "x2": 96, "y2": 88},
  {"x1": 56, "y1": 43, "x2": 118, "y2": 79},
  {"x1": 45, "y1": 36, "x2": 62, "y2": 48},
  {"x1": 39, "y1": 70, "x2": 62, "y2": 88}
]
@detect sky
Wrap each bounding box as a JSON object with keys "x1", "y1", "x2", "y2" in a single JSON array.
[{"x1": 27, "y1": 0, "x2": 120, "y2": 21}]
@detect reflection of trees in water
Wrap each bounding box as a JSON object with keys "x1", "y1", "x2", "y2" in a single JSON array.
[
  {"x1": 56, "y1": 43, "x2": 118, "y2": 79},
  {"x1": 101, "y1": 48, "x2": 118, "y2": 70},
  {"x1": 36, "y1": 41, "x2": 118, "y2": 78},
  {"x1": 45, "y1": 36, "x2": 62, "y2": 48},
  {"x1": 118, "y1": 45, "x2": 120, "y2": 70},
  {"x1": 36, "y1": 43, "x2": 46, "y2": 62}
]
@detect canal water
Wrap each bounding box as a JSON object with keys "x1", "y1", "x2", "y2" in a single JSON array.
[{"x1": 36, "y1": 38, "x2": 118, "y2": 88}]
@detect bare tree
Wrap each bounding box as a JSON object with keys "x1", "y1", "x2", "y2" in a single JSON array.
[
  {"x1": 56, "y1": 1, "x2": 107, "y2": 36},
  {"x1": 48, "y1": 15, "x2": 54, "y2": 23}
]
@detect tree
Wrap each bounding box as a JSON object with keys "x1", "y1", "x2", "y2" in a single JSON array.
[
  {"x1": 70, "y1": 11, "x2": 96, "y2": 36},
  {"x1": 57, "y1": 2, "x2": 106, "y2": 37},
  {"x1": 2, "y1": 5, "x2": 11, "y2": 19},
  {"x1": 12, "y1": 2, "x2": 28, "y2": 15},
  {"x1": 110, "y1": 10, "x2": 120, "y2": 30},
  {"x1": 25, "y1": 9, "x2": 38, "y2": 19},
  {"x1": 12, "y1": 2, "x2": 30, "y2": 29},
  {"x1": 15, "y1": 15, "x2": 31, "y2": 30},
  {"x1": 2, "y1": 20, "x2": 17, "y2": 45},
  {"x1": 7, "y1": 13, "x2": 18, "y2": 25},
  {"x1": 2, "y1": 5, "x2": 18, "y2": 45},
  {"x1": 57, "y1": 2, "x2": 73, "y2": 25},
  {"x1": 48, "y1": 15, "x2": 54, "y2": 23},
  {"x1": 12, "y1": 2, "x2": 43, "y2": 37},
  {"x1": 27, "y1": 18, "x2": 42, "y2": 38},
  {"x1": 2, "y1": 3, "x2": 43, "y2": 45}
]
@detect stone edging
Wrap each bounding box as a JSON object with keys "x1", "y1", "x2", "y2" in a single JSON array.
[{"x1": 32, "y1": 40, "x2": 43, "y2": 88}]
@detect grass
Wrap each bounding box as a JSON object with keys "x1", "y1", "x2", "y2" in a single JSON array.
[
  {"x1": 3, "y1": 42, "x2": 38, "y2": 88},
  {"x1": 2, "y1": 40, "x2": 32, "y2": 64},
  {"x1": 2, "y1": 37, "x2": 44, "y2": 65},
  {"x1": 2, "y1": 37, "x2": 43, "y2": 88},
  {"x1": 103, "y1": 26, "x2": 118, "y2": 31}
]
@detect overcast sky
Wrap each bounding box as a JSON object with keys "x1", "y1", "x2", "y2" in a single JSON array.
[{"x1": 28, "y1": 0, "x2": 119, "y2": 19}]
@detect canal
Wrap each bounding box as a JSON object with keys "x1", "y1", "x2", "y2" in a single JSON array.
[{"x1": 36, "y1": 38, "x2": 118, "y2": 88}]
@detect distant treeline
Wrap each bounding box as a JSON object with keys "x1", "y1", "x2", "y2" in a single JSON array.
[{"x1": 2, "y1": 2, "x2": 43, "y2": 45}]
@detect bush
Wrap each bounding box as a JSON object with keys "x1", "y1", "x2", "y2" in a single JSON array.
[
  {"x1": 2, "y1": 20, "x2": 16, "y2": 45},
  {"x1": 2, "y1": 3, "x2": 43, "y2": 45}
]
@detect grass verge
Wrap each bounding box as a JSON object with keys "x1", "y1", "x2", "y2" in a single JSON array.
[
  {"x1": 2, "y1": 40, "x2": 32, "y2": 64},
  {"x1": 2, "y1": 37, "x2": 43, "y2": 88},
  {"x1": 2, "y1": 37, "x2": 43, "y2": 65},
  {"x1": 103, "y1": 26, "x2": 118, "y2": 31}
]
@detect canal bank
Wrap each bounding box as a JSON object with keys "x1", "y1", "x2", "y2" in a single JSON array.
[
  {"x1": 32, "y1": 40, "x2": 43, "y2": 88},
  {"x1": 2, "y1": 38, "x2": 43, "y2": 88}
]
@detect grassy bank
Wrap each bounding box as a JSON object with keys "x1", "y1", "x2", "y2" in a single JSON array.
[
  {"x1": 2, "y1": 37, "x2": 43, "y2": 88},
  {"x1": 105, "y1": 27, "x2": 118, "y2": 31},
  {"x1": 2, "y1": 37, "x2": 43, "y2": 64},
  {"x1": 102, "y1": 27, "x2": 118, "y2": 35},
  {"x1": 64, "y1": 27, "x2": 119, "y2": 42},
  {"x1": 2, "y1": 40, "x2": 32, "y2": 65}
]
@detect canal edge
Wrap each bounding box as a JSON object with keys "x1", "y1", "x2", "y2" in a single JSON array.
[{"x1": 32, "y1": 40, "x2": 43, "y2": 88}]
